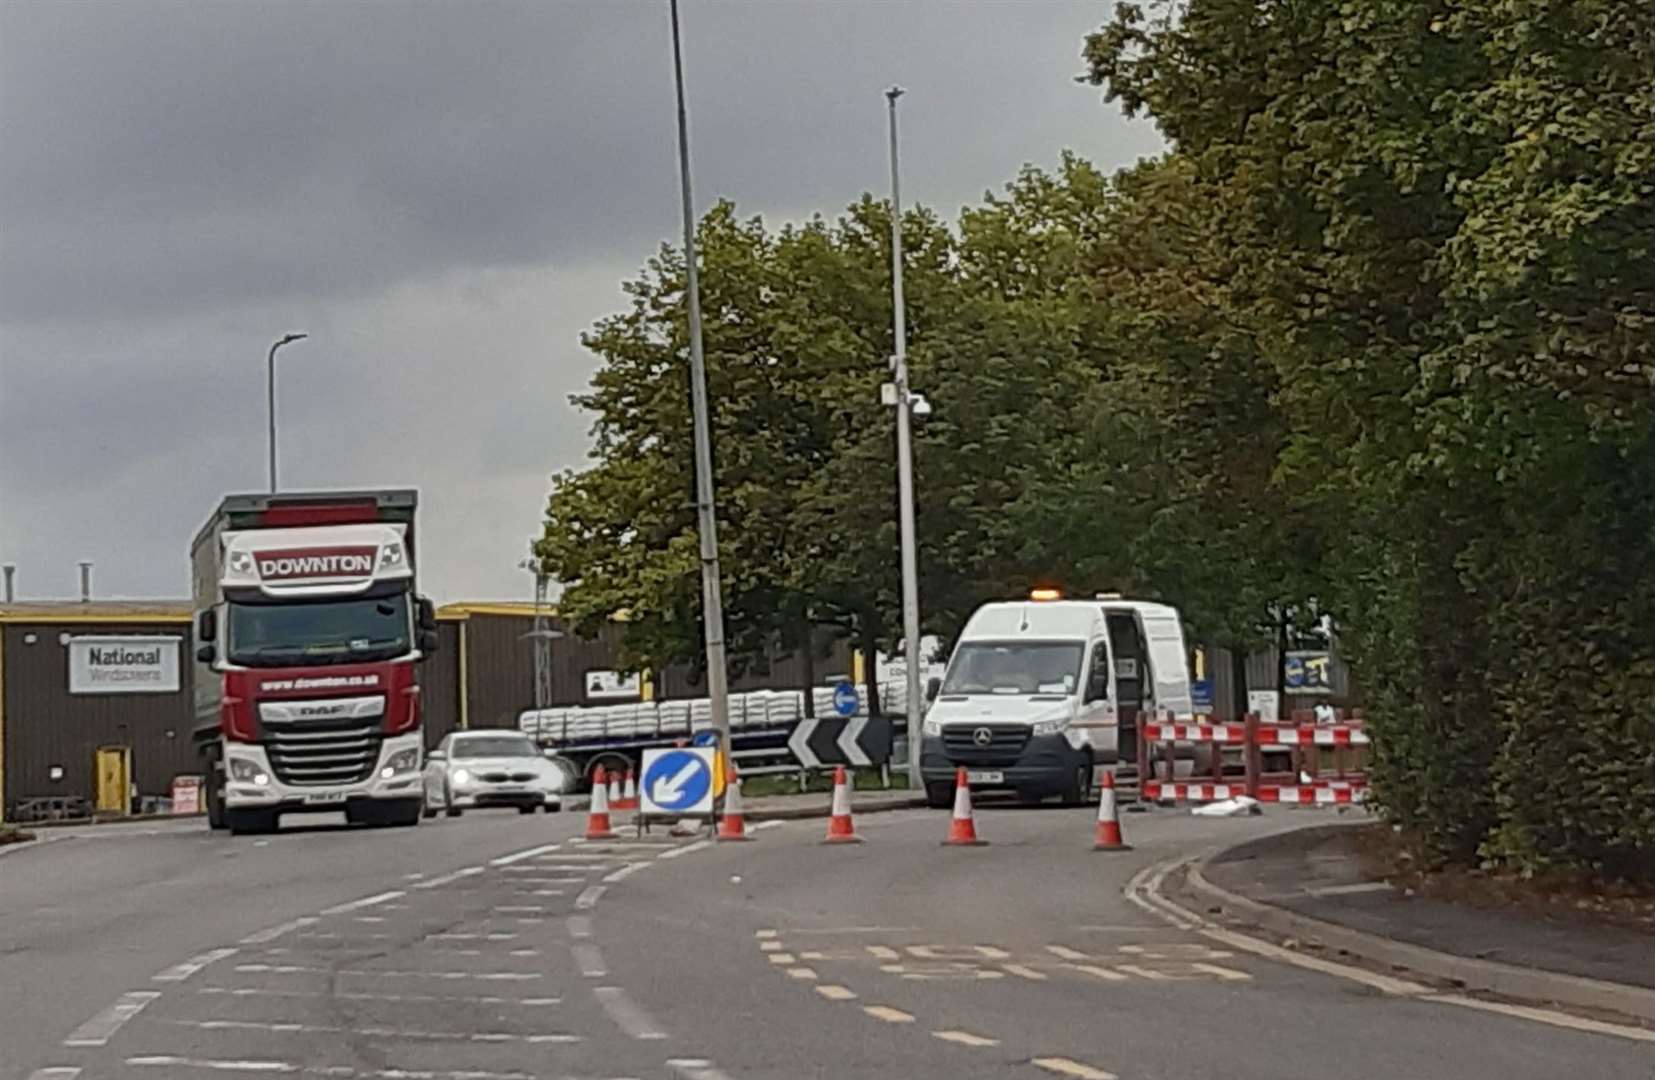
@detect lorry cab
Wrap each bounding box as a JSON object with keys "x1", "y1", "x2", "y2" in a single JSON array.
[{"x1": 918, "y1": 592, "x2": 1193, "y2": 809}]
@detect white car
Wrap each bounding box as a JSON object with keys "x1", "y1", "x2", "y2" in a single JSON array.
[{"x1": 422, "y1": 731, "x2": 571, "y2": 817}]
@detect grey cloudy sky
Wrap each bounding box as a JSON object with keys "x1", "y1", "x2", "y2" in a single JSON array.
[{"x1": 0, "y1": 0, "x2": 1161, "y2": 603}]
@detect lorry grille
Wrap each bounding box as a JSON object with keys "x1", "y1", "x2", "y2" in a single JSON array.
[
  {"x1": 940, "y1": 723, "x2": 1031, "y2": 766},
  {"x1": 263, "y1": 716, "x2": 382, "y2": 786}
]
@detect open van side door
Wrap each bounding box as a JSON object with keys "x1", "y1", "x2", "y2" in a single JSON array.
[{"x1": 1137, "y1": 605, "x2": 1194, "y2": 720}]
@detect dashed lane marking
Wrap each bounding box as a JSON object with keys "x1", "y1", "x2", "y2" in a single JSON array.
[
  {"x1": 153, "y1": 947, "x2": 238, "y2": 983},
  {"x1": 27, "y1": 1069, "x2": 81, "y2": 1080},
  {"x1": 759, "y1": 941, "x2": 783, "y2": 952},
  {"x1": 428, "y1": 932, "x2": 516, "y2": 942},
  {"x1": 490, "y1": 843, "x2": 562, "y2": 866},
  {"x1": 933, "y1": 1030, "x2": 1000, "y2": 1048},
  {"x1": 234, "y1": 964, "x2": 540, "y2": 981},
  {"x1": 1032, "y1": 1058, "x2": 1117, "y2": 1079},
  {"x1": 530, "y1": 889, "x2": 566, "y2": 897},
  {"x1": 320, "y1": 890, "x2": 404, "y2": 915},
  {"x1": 164, "y1": 1018, "x2": 579, "y2": 1043},
  {"x1": 1064, "y1": 964, "x2": 1129, "y2": 982},
  {"x1": 656, "y1": 839, "x2": 713, "y2": 860},
  {"x1": 594, "y1": 986, "x2": 669, "y2": 1041},
  {"x1": 786, "y1": 968, "x2": 818, "y2": 980},
  {"x1": 567, "y1": 916, "x2": 594, "y2": 938},
  {"x1": 754, "y1": 929, "x2": 779, "y2": 939},
  {"x1": 1044, "y1": 945, "x2": 1091, "y2": 962},
  {"x1": 1003, "y1": 964, "x2": 1049, "y2": 980},
  {"x1": 767, "y1": 953, "x2": 797, "y2": 964},
  {"x1": 666, "y1": 1059, "x2": 734, "y2": 1080},
  {"x1": 863, "y1": 1005, "x2": 915, "y2": 1023},
  {"x1": 866, "y1": 945, "x2": 901, "y2": 960},
  {"x1": 493, "y1": 905, "x2": 546, "y2": 914},
  {"x1": 574, "y1": 944, "x2": 608, "y2": 977},
  {"x1": 125, "y1": 1057, "x2": 544, "y2": 1079},
  {"x1": 63, "y1": 991, "x2": 161, "y2": 1046},
  {"x1": 198, "y1": 987, "x2": 560, "y2": 1006},
  {"x1": 575, "y1": 885, "x2": 607, "y2": 910},
  {"x1": 354, "y1": 916, "x2": 387, "y2": 923},
  {"x1": 815, "y1": 985, "x2": 858, "y2": 1001},
  {"x1": 412, "y1": 867, "x2": 484, "y2": 889},
  {"x1": 240, "y1": 917, "x2": 318, "y2": 945}
]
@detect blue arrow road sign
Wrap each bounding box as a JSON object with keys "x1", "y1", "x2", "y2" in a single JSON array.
[
  {"x1": 691, "y1": 729, "x2": 720, "y2": 747},
  {"x1": 832, "y1": 680, "x2": 859, "y2": 718},
  {"x1": 640, "y1": 748, "x2": 713, "y2": 814}
]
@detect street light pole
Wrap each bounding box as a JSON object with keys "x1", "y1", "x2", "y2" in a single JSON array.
[
  {"x1": 669, "y1": 0, "x2": 731, "y2": 748},
  {"x1": 267, "y1": 333, "x2": 308, "y2": 492},
  {"x1": 887, "y1": 86, "x2": 924, "y2": 789}
]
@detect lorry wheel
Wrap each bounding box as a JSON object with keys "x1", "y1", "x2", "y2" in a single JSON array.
[
  {"x1": 227, "y1": 809, "x2": 276, "y2": 836},
  {"x1": 205, "y1": 765, "x2": 227, "y2": 831},
  {"x1": 924, "y1": 782, "x2": 953, "y2": 809}
]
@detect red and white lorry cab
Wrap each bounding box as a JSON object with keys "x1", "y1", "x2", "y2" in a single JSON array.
[{"x1": 191, "y1": 490, "x2": 438, "y2": 835}]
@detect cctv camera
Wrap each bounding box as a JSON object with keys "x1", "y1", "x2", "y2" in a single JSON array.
[{"x1": 909, "y1": 394, "x2": 933, "y2": 420}]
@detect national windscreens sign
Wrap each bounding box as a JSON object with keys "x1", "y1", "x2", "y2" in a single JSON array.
[{"x1": 68, "y1": 636, "x2": 182, "y2": 694}]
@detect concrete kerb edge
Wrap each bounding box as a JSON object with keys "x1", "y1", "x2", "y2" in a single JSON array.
[
  {"x1": 1178, "y1": 833, "x2": 1655, "y2": 1025},
  {"x1": 744, "y1": 794, "x2": 928, "y2": 822}
]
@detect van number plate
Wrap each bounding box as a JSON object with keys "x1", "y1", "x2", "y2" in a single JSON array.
[
  {"x1": 966, "y1": 770, "x2": 1003, "y2": 784},
  {"x1": 304, "y1": 791, "x2": 347, "y2": 805}
]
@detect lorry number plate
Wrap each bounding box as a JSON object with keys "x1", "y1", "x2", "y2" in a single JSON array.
[
  {"x1": 966, "y1": 770, "x2": 1003, "y2": 784},
  {"x1": 304, "y1": 791, "x2": 347, "y2": 804}
]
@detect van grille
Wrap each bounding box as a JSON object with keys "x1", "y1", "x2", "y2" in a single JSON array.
[
  {"x1": 262, "y1": 714, "x2": 382, "y2": 786},
  {"x1": 940, "y1": 724, "x2": 1031, "y2": 766}
]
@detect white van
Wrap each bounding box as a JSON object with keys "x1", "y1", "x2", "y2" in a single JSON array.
[{"x1": 918, "y1": 592, "x2": 1194, "y2": 808}]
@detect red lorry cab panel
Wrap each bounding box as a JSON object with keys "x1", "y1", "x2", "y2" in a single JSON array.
[{"x1": 221, "y1": 661, "x2": 418, "y2": 742}]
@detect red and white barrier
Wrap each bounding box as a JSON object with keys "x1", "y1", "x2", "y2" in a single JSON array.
[
  {"x1": 1138, "y1": 710, "x2": 1371, "y2": 806},
  {"x1": 1142, "y1": 721, "x2": 1369, "y2": 747}
]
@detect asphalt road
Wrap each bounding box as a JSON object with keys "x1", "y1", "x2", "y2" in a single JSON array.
[{"x1": 3, "y1": 803, "x2": 1651, "y2": 1080}]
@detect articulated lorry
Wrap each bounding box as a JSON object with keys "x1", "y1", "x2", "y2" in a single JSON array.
[{"x1": 191, "y1": 490, "x2": 438, "y2": 834}]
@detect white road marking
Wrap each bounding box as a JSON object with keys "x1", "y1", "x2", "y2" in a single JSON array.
[
  {"x1": 63, "y1": 991, "x2": 161, "y2": 1046},
  {"x1": 1032, "y1": 1057, "x2": 1117, "y2": 1080},
  {"x1": 199, "y1": 987, "x2": 560, "y2": 1006},
  {"x1": 1425, "y1": 993, "x2": 1655, "y2": 1044},
  {"x1": 153, "y1": 947, "x2": 239, "y2": 983},
  {"x1": 490, "y1": 843, "x2": 562, "y2": 866},
  {"x1": 1044, "y1": 945, "x2": 1092, "y2": 961},
  {"x1": 354, "y1": 916, "x2": 386, "y2": 923},
  {"x1": 1200, "y1": 927, "x2": 1429, "y2": 996},
  {"x1": 758, "y1": 941, "x2": 783, "y2": 952},
  {"x1": 28, "y1": 1069, "x2": 82, "y2": 1080},
  {"x1": 320, "y1": 890, "x2": 404, "y2": 915},
  {"x1": 1064, "y1": 964, "x2": 1129, "y2": 982},
  {"x1": 666, "y1": 1059, "x2": 734, "y2": 1080},
  {"x1": 752, "y1": 820, "x2": 784, "y2": 831},
  {"x1": 530, "y1": 889, "x2": 567, "y2": 897},
  {"x1": 428, "y1": 932, "x2": 516, "y2": 942},
  {"x1": 413, "y1": 867, "x2": 484, "y2": 889},
  {"x1": 234, "y1": 963, "x2": 540, "y2": 981},
  {"x1": 240, "y1": 917, "x2": 318, "y2": 945},
  {"x1": 575, "y1": 885, "x2": 607, "y2": 910},
  {"x1": 594, "y1": 985, "x2": 669, "y2": 1040},
  {"x1": 494, "y1": 905, "x2": 545, "y2": 914},
  {"x1": 531, "y1": 852, "x2": 617, "y2": 861},
  {"x1": 165, "y1": 1018, "x2": 578, "y2": 1043},
  {"x1": 932, "y1": 1030, "x2": 999, "y2": 1047},
  {"x1": 1003, "y1": 964, "x2": 1049, "y2": 980},
  {"x1": 657, "y1": 839, "x2": 713, "y2": 860},
  {"x1": 573, "y1": 944, "x2": 607, "y2": 977},
  {"x1": 815, "y1": 985, "x2": 858, "y2": 1001},
  {"x1": 125, "y1": 1057, "x2": 539, "y2": 1079},
  {"x1": 508, "y1": 876, "x2": 584, "y2": 885},
  {"x1": 863, "y1": 1005, "x2": 915, "y2": 1023},
  {"x1": 567, "y1": 915, "x2": 593, "y2": 939},
  {"x1": 754, "y1": 929, "x2": 779, "y2": 939},
  {"x1": 767, "y1": 953, "x2": 797, "y2": 964},
  {"x1": 602, "y1": 862, "x2": 651, "y2": 883},
  {"x1": 866, "y1": 945, "x2": 901, "y2": 960},
  {"x1": 787, "y1": 968, "x2": 818, "y2": 980},
  {"x1": 788, "y1": 926, "x2": 920, "y2": 935}
]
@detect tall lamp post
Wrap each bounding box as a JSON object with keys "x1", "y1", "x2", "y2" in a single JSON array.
[
  {"x1": 886, "y1": 86, "x2": 925, "y2": 788},
  {"x1": 668, "y1": 0, "x2": 732, "y2": 749},
  {"x1": 267, "y1": 333, "x2": 308, "y2": 492}
]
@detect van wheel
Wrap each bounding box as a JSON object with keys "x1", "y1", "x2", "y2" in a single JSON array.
[
  {"x1": 924, "y1": 782, "x2": 953, "y2": 809},
  {"x1": 1063, "y1": 765, "x2": 1093, "y2": 807}
]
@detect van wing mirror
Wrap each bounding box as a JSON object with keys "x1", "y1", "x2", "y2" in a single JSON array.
[
  {"x1": 197, "y1": 609, "x2": 217, "y2": 643},
  {"x1": 926, "y1": 676, "x2": 942, "y2": 702}
]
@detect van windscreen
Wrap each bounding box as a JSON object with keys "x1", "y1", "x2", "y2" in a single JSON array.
[{"x1": 940, "y1": 641, "x2": 1084, "y2": 696}]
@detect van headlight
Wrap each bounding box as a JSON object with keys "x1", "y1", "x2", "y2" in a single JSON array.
[
  {"x1": 922, "y1": 717, "x2": 943, "y2": 737},
  {"x1": 380, "y1": 748, "x2": 421, "y2": 778},
  {"x1": 1032, "y1": 718, "x2": 1067, "y2": 737}
]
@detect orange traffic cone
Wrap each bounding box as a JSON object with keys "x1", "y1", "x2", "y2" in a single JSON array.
[
  {"x1": 821, "y1": 766, "x2": 862, "y2": 844},
  {"x1": 617, "y1": 768, "x2": 639, "y2": 810},
  {"x1": 1093, "y1": 770, "x2": 1130, "y2": 851},
  {"x1": 717, "y1": 767, "x2": 752, "y2": 842},
  {"x1": 942, "y1": 767, "x2": 987, "y2": 846},
  {"x1": 607, "y1": 770, "x2": 623, "y2": 810},
  {"x1": 585, "y1": 765, "x2": 616, "y2": 840}
]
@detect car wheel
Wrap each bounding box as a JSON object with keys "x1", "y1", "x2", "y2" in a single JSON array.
[
  {"x1": 445, "y1": 806, "x2": 463, "y2": 818},
  {"x1": 421, "y1": 801, "x2": 437, "y2": 819},
  {"x1": 542, "y1": 803, "x2": 561, "y2": 813}
]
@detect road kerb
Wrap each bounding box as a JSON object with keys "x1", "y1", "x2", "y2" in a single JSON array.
[{"x1": 1175, "y1": 841, "x2": 1655, "y2": 1027}]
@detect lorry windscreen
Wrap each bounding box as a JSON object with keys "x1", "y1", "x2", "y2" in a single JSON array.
[
  {"x1": 940, "y1": 641, "x2": 1084, "y2": 696},
  {"x1": 227, "y1": 594, "x2": 411, "y2": 666}
]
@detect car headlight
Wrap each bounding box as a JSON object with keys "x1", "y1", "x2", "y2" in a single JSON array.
[
  {"x1": 922, "y1": 717, "x2": 943, "y2": 737},
  {"x1": 380, "y1": 748, "x2": 421, "y2": 778},
  {"x1": 1032, "y1": 718, "x2": 1067, "y2": 737},
  {"x1": 229, "y1": 758, "x2": 270, "y2": 786},
  {"x1": 450, "y1": 767, "x2": 471, "y2": 787}
]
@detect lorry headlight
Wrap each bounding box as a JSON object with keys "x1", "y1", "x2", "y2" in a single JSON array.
[
  {"x1": 1032, "y1": 719, "x2": 1066, "y2": 737},
  {"x1": 229, "y1": 757, "x2": 270, "y2": 786},
  {"x1": 229, "y1": 551, "x2": 254, "y2": 573},
  {"x1": 922, "y1": 717, "x2": 943, "y2": 737},
  {"x1": 381, "y1": 748, "x2": 421, "y2": 778},
  {"x1": 379, "y1": 543, "x2": 404, "y2": 568}
]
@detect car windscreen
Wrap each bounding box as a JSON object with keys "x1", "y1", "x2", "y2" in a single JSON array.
[
  {"x1": 227, "y1": 594, "x2": 410, "y2": 667},
  {"x1": 451, "y1": 736, "x2": 540, "y2": 760},
  {"x1": 940, "y1": 641, "x2": 1085, "y2": 696}
]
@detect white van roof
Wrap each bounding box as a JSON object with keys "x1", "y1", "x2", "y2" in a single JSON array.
[{"x1": 958, "y1": 600, "x2": 1103, "y2": 641}]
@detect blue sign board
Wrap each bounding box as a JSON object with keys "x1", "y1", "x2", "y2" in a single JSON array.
[
  {"x1": 1191, "y1": 679, "x2": 1215, "y2": 712},
  {"x1": 639, "y1": 747, "x2": 715, "y2": 815},
  {"x1": 832, "y1": 680, "x2": 859, "y2": 718},
  {"x1": 691, "y1": 729, "x2": 720, "y2": 747}
]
